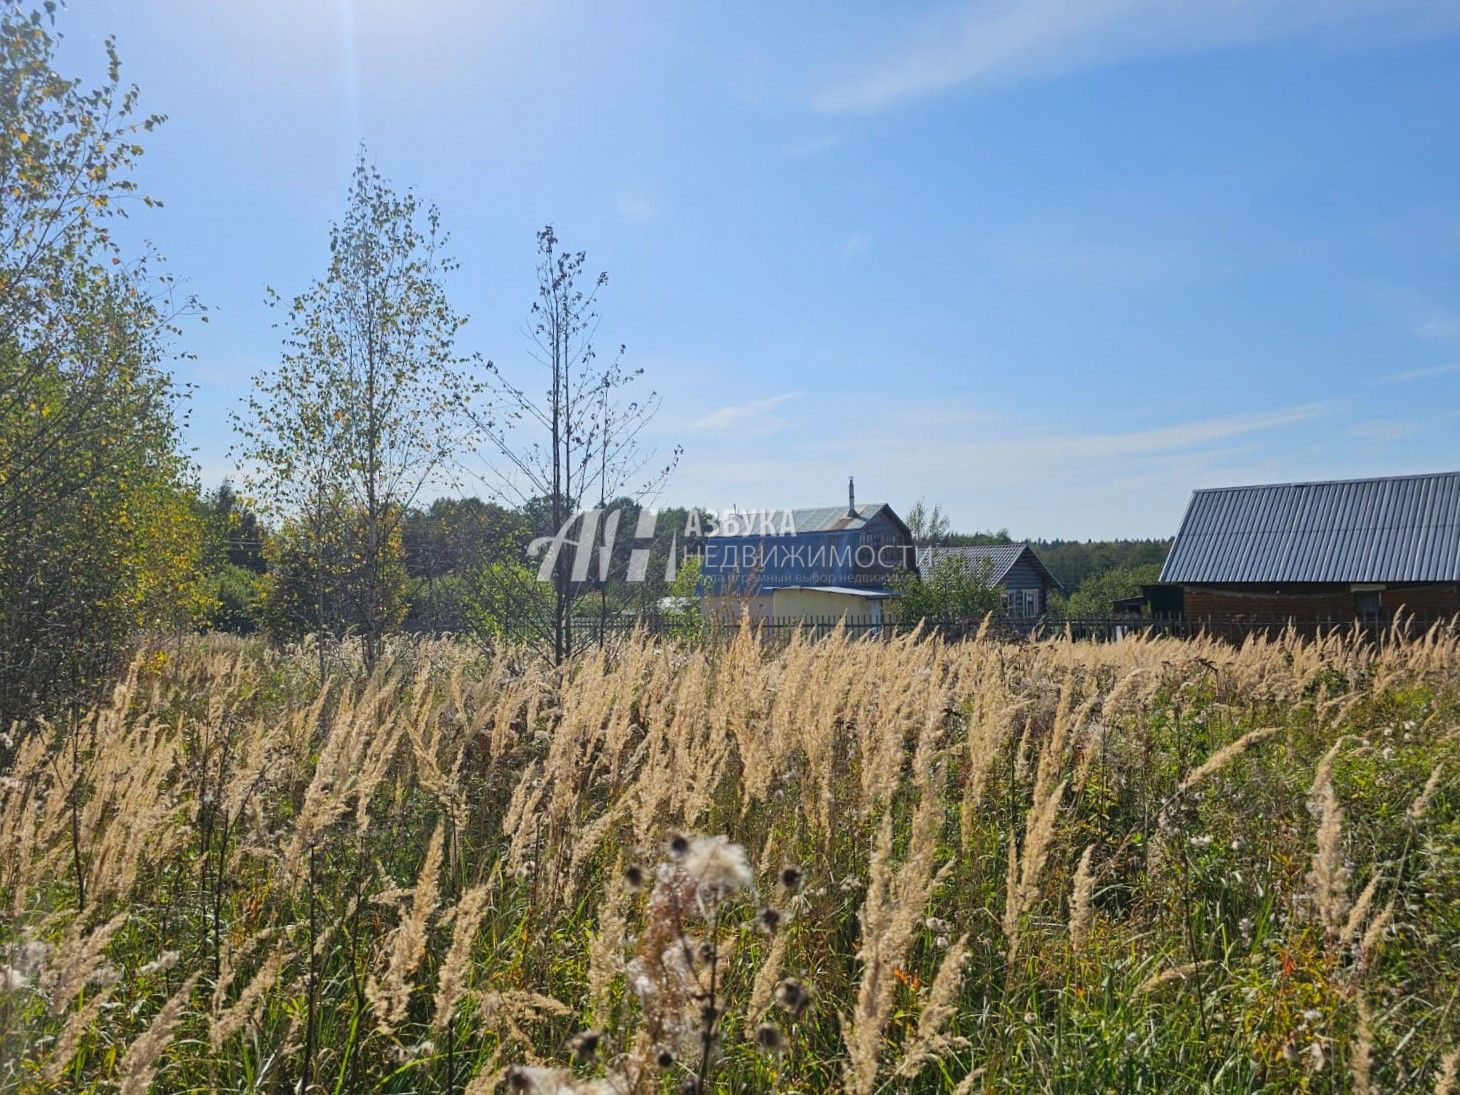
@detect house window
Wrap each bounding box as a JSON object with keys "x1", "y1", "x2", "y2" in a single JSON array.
[
  {"x1": 1353, "y1": 590, "x2": 1381, "y2": 620},
  {"x1": 1006, "y1": 589, "x2": 1040, "y2": 617}
]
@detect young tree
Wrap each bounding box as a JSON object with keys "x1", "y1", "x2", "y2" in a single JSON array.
[
  {"x1": 0, "y1": 5, "x2": 205, "y2": 726},
  {"x1": 904, "y1": 498, "x2": 951, "y2": 546},
  {"x1": 890, "y1": 555, "x2": 1001, "y2": 626},
  {"x1": 401, "y1": 496, "x2": 515, "y2": 633},
  {"x1": 235, "y1": 153, "x2": 471, "y2": 668},
  {"x1": 1049, "y1": 562, "x2": 1162, "y2": 620},
  {"x1": 466, "y1": 226, "x2": 678, "y2": 663}
]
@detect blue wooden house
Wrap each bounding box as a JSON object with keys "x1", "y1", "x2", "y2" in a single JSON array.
[{"x1": 697, "y1": 482, "x2": 915, "y2": 621}]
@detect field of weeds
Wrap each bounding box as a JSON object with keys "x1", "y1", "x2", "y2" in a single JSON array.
[{"x1": 2, "y1": 627, "x2": 1458, "y2": 1093}]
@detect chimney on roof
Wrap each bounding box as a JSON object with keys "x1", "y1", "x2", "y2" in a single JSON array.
[{"x1": 848, "y1": 476, "x2": 856, "y2": 516}]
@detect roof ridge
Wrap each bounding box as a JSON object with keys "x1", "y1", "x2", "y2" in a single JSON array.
[{"x1": 1191, "y1": 470, "x2": 1460, "y2": 494}]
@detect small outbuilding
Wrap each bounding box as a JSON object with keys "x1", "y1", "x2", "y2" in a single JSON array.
[
  {"x1": 1159, "y1": 471, "x2": 1460, "y2": 623},
  {"x1": 768, "y1": 586, "x2": 894, "y2": 623}
]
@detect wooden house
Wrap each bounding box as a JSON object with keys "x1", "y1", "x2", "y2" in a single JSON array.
[{"x1": 1159, "y1": 471, "x2": 1460, "y2": 623}]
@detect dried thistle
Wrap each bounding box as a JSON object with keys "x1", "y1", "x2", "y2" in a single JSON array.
[
  {"x1": 680, "y1": 835, "x2": 753, "y2": 904},
  {"x1": 755, "y1": 1022, "x2": 787, "y2": 1054},
  {"x1": 774, "y1": 977, "x2": 811, "y2": 1018},
  {"x1": 565, "y1": 1028, "x2": 602, "y2": 1062}
]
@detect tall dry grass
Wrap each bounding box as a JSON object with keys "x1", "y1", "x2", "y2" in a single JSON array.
[{"x1": 0, "y1": 622, "x2": 1457, "y2": 1092}]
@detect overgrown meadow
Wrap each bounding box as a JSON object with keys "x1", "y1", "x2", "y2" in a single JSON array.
[{"x1": 2, "y1": 626, "x2": 1458, "y2": 1093}]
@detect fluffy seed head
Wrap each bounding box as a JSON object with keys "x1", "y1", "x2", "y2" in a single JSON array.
[
  {"x1": 775, "y1": 977, "x2": 810, "y2": 1017},
  {"x1": 680, "y1": 835, "x2": 753, "y2": 904},
  {"x1": 756, "y1": 1022, "x2": 787, "y2": 1054},
  {"x1": 566, "y1": 1029, "x2": 601, "y2": 1062}
]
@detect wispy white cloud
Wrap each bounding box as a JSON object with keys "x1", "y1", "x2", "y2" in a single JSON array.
[
  {"x1": 813, "y1": 0, "x2": 1460, "y2": 113},
  {"x1": 690, "y1": 391, "x2": 805, "y2": 432},
  {"x1": 841, "y1": 231, "x2": 873, "y2": 256},
  {"x1": 664, "y1": 398, "x2": 1341, "y2": 538},
  {"x1": 1378, "y1": 362, "x2": 1460, "y2": 383},
  {"x1": 616, "y1": 182, "x2": 661, "y2": 224},
  {"x1": 782, "y1": 133, "x2": 850, "y2": 159},
  {"x1": 816, "y1": 400, "x2": 1336, "y2": 474},
  {"x1": 1414, "y1": 315, "x2": 1460, "y2": 342},
  {"x1": 985, "y1": 219, "x2": 1193, "y2": 290},
  {"x1": 1065, "y1": 401, "x2": 1335, "y2": 458},
  {"x1": 1346, "y1": 409, "x2": 1460, "y2": 443}
]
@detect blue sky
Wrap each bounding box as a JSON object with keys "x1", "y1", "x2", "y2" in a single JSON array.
[{"x1": 60, "y1": 0, "x2": 1460, "y2": 538}]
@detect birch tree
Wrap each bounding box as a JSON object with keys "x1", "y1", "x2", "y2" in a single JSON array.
[{"x1": 235, "y1": 153, "x2": 471, "y2": 669}]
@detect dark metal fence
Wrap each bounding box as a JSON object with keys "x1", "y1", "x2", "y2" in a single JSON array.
[
  {"x1": 1038, "y1": 614, "x2": 1459, "y2": 644},
  {"x1": 566, "y1": 611, "x2": 1460, "y2": 647}
]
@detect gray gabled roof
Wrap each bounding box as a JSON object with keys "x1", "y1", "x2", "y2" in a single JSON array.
[
  {"x1": 916, "y1": 543, "x2": 1066, "y2": 593},
  {"x1": 708, "y1": 502, "x2": 896, "y2": 537},
  {"x1": 1160, "y1": 471, "x2": 1460, "y2": 584}
]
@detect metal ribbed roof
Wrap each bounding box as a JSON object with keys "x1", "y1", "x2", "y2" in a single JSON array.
[
  {"x1": 916, "y1": 543, "x2": 1066, "y2": 592},
  {"x1": 708, "y1": 503, "x2": 892, "y2": 536},
  {"x1": 1160, "y1": 472, "x2": 1460, "y2": 584}
]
